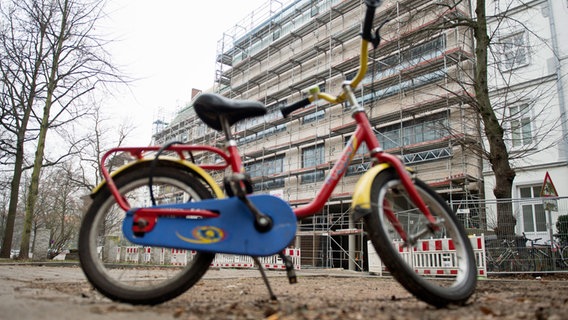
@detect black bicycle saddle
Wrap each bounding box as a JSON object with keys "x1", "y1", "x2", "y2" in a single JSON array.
[{"x1": 194, "y1": 93, "x2": 267, "y2": 131}]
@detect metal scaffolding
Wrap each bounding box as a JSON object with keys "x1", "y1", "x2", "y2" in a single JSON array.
[{"x1": 156, "y1": 0, "x2": 481, "y2": 270}]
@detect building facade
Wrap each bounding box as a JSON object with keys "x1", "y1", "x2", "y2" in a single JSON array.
[
  {"x1": 155, "y1": 0, "x2": 481, "y2": 269},
  {"x1": 484, "y1": 0, "x2": 568, "y2": 242}
]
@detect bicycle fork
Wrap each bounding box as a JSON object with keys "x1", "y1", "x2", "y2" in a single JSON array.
[{"x1": 343, "y1": 82, "x2": 443, "y2": 245}]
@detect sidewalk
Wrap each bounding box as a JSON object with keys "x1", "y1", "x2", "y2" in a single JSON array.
[{"x1": 0, "y1": 259, "x2": 373, "y2": 281}]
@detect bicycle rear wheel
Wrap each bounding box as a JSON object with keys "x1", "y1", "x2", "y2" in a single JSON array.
[
  {"x1": 79, "y1": 166, "x2": 216, "y2": 305},
  {"x1": 365, "y1": 168, "x2": 477, "y2": 307}
]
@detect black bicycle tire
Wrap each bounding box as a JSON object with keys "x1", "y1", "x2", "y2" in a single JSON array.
[
  {"x1": 78, "y1": 166, "x2": 216, "y2": 305},
  {"x1": 365, "y1": 168, "x2": 477, "y2": 307},
  {"x1": 560, "y1": 246, "x2": 568, "y2": 268},
  {"x1": 521, "y1": 249, "x2": 538, "y2": 272}
]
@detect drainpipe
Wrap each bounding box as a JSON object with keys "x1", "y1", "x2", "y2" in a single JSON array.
[{"x1": 547, "y1": 0, "x2": 568, "y2": 162}]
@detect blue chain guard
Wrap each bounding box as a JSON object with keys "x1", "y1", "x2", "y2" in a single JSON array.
[{"x1": 122, "y1": 194, "x2": 297, "y2": 257}]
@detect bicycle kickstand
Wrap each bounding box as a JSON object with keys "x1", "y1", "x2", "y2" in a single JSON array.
[
  {"x1": 253, "y1": 257, "x2": 277, "y2": 301},
  {"x1": 252, "y1": 253, "x2": 297, "y2": 301}
]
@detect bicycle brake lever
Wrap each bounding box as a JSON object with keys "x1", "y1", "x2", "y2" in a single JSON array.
[{"x1": 369, "y1": 19, "x2": 389, "y2": 49}]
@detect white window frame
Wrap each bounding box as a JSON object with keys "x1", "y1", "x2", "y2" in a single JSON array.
[
  {"x1": 301, "y1": 144, "x2": 325, "y2": 184},
  {"x1": 518, "y1": 185, "x2": 546, "y2": 233},
  {"x1": 508, "y1": 103, "x2": 533, "y2": 148},
  {"x1": 499, "y1": 30, "x2": 529, "y2": 71}
]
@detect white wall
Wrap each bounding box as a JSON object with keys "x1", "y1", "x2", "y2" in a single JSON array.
[{"x1": 483, "y1": 0, "x2": 568, "y2": 240}]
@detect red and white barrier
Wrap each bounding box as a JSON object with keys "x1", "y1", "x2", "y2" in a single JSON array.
[
  {"x1": 259, "y1": 248, "x2": 301, "y2": 270},
  {"x1": 115, "y1": 247, "x2": 302, "y2": 269},
  {"x1": 124, "y1": 246, "x2": 140, "y2": 263},
  {"x1": 211, "y1": 254, "x2": 255, "y2": 268},
  {"x1": 368, "y1": 235, "x2": 486, "y2": 277},
  {"x1": 170, "y1": 248, "x2": 188, "y2": 266},
  {"x1": 471, "y1": 235, "x2": 487, "y2": 276},
  {"x1": 112, "y1": 246, "x2": 121, "y2": 262}
]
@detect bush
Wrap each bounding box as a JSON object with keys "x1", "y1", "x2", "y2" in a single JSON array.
[{"x1": 556, "y1": 215, "x2": 568, "y2": 245}]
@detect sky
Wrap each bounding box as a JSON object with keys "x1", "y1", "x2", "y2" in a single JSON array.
[{"x1": 101, "y1": 0, "x2": 268, "y2": 145}]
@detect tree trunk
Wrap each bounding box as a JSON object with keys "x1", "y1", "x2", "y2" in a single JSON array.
[
  {"x1": 473, "y1": 0, "x2": 516, "y2": 239},
  {"x1": 0, "y1": 138, "x2": 25, "y2": 258},
  {"x1": 19, "y1": 106, "x2": 50, "y2": 258},
  {"x1": 19, "y1": 0, "x2": 68, "y2": 259}
]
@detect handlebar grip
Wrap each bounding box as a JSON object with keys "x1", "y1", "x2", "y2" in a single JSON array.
[
  {"x1": 365, "y1": 0, "x2": 382, "y2": 6},
  {"x1": 362, "y1": 1, "x2": 380, "y2": 42},
  {"x1": 281, "y1": 98, "x2": 311, "y2": 118}
]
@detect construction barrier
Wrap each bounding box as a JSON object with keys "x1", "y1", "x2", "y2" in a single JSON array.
[
  {"x1": 368, "y1": 235, "x2": 487, "y2": 277},
  {"x1": 112, "y1": 247, "x2": 301, "y2": 270},
  {"x1": 211, "y1": 254, "x2": 255, "y2": 268},
  {"x1": 258, "y1": 248, "x2": 301, "y2": 270},
  {"x1": 170, "y1": 248, "x2": 188, "y2": 266},
  {"x1": 124, "y1": 247, "x2": 140, "y2": 263}
]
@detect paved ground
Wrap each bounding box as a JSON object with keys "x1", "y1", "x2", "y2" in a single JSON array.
[{"x1": 1, "y1": 262, "x2": 567, "y2": 319}]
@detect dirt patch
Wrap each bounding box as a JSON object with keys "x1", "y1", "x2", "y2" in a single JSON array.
[{"x1": 27, "y1": 272, "x2": 568, "y2": 320}]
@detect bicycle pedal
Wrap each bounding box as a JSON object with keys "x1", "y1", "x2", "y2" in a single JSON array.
[
  {"x1": 288, "y1": 273, "x2": 297, "y2": 284},
  {"x1": 284, "y1": 260, "x2": 297, "y2": 284},
  {"x1": 280, "y1": 253, "x2": 297, "y2": 284}
]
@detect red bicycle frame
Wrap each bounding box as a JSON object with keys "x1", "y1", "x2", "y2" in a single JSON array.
[
  {"x1": 99, "y1": 27, "x2": 437, "y2": 232},
  {"x1": 100, "y1": 108, "x2": 435, "y2": 233}
]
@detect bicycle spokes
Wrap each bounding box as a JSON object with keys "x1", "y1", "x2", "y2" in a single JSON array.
[
  {"x1": 382, "y1": 185, "x2": 446, "y2": 247},
  {"x1": 383, "y1": 199, "x2": 409, "y2": 242}
]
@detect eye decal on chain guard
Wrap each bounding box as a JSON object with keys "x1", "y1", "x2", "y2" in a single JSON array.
[
  {"x1": 176, "y1": 226, "x2": 226, "y2": 244},
  {"x1": 123, "y1": 194, "x2": 297, "y2": 256}
]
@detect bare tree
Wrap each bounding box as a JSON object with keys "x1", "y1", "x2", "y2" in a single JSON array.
[
  {"x1": 383, "y1": 0, "x2": 564, "y2": 238},
  {"x1": 34, "y1": 163, "x2": 82, "y2": 258},
  {"x1": 18, "y1": 0, "x2": 121, "y2": 259},
  {"x1": 0, "y1": 0, "x2": 50, "y2": 258},
  {"x1": 0, "y1": 0, "x2": 122, "y2": 258},
  {"x1": 73, "y1": 104, "x2": 135, "y2": 192}
]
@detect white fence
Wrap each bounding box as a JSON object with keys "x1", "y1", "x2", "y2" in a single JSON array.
[{"x1": 368, "y1": 235, "x2": 487, "y2": 277}]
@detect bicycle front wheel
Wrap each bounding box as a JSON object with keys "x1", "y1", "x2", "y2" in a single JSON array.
[
  {"x1": 365, "y1": 168, "x2": 477, "y2": 307},
  {"x1": 79, "y1": 166, "x2": 216, "y2": 305}
]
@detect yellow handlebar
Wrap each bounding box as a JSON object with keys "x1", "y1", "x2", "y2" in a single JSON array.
[{"x1": 309, "y1": 39, "x2": 370, "y2": 105}]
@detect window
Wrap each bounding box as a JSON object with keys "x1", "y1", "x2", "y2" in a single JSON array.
[
  {"x1": 377, "y1": 114, "x2": 448, "y2": 150},
  {"x1": 302, "y1": 144, "x2": 324, "y2": 167},
  {"x1": 246, "y1": 155, "x2": 285, "y2": 179},
  {"x1": 193, "y1": 123, "x2": 206, "y2": 138},
  {"x1": 500, "y1": 31, "x2": 529, "y2": 71},
  {"x1": 509, "y1": 104, "x2": 532, "y2": 147},
  {"x1": 245, "y1": 155, "x2": 286, "y2": 192},
  {"x1": 253, "y1": 178, "x2": 285, "y2": 192},
  {"x1": 373, "y1": 35, "x2": 446, "y2": 81},
  {"x1": 302, "y1": 109, "x2": 325, "y2": 124},
  {"x1": 519, "y1": 185, "x2": 546, "y2": 232},
  {"x1": 273, "y1": 28, "x2": 281, "y2": 41},
  {"x1": 301, "y1": 144, "x2": 325, "y2": 184},
  {"x1": 310, "y1": 1, "x2": 319, "y2": 17},
  {"x1": 301, "y1": 170, "x2": 325, "y2": 184}
]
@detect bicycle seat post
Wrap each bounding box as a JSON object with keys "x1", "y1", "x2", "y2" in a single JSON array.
[
  {"x1": 219, "y1": 114, "x2": 274, "y2": 233},
  {"x1": 219, "y1": 115, "x2": 235, "y2": 144}
]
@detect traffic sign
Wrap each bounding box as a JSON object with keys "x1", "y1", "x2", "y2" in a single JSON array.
[
  {"x1": 541, "y1": 171, "x2": 558, "y2": 211},
  {"x1": 540, "y1": 171, "x2": 558, "y2": 197}
]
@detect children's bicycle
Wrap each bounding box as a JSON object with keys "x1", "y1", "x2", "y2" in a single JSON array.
[{"x1": 78, "y1": 0, "x2": 476, "y2": 308}]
